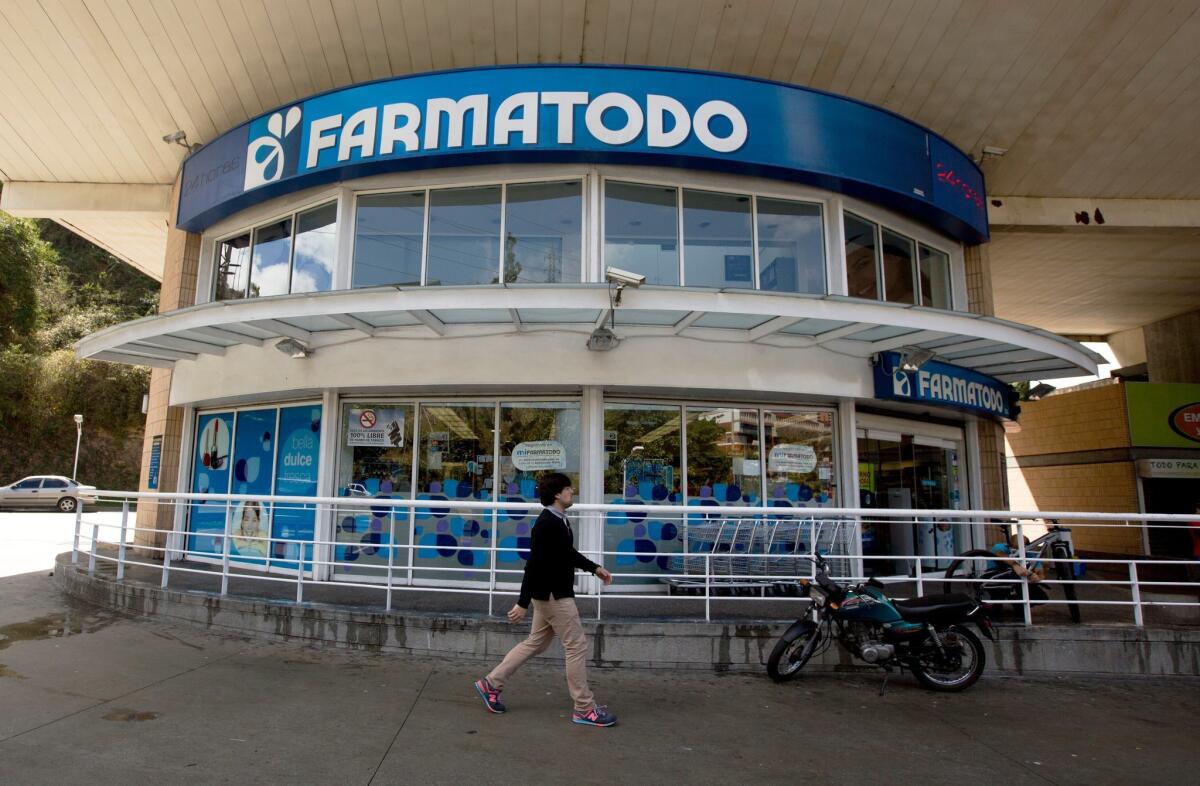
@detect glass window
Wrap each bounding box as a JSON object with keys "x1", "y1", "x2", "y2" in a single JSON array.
[
  {"x1": 43, "y1": 478, "x2": 68, "y2": 488},
  {"x1": 271, "y1": 405, "x2": 323, "y2": 569},
  {"x1": 603, "y1": 403, "x2": 683, "y2": 580},
  {"x1": 504, "y1": 181, "x2": 583, "y2": 284},
  {"x1": 604, "y1": 182, "x2": 679, "y2": 286},
  {"x1": 248, "y1": 218, "x2": 292, "y2": 298},
  {"x1": 215, "y1": 233, "x2": 251, "y2": 300},
  {"x1": 352, "y1": 192, "x2": 425, "y2": 288},
  {"x1": 426, "y1": 186, "x2": 502, "y2": 286},
  {"x1": 685, "y1": 407, "x2": 760, "y2": 506},
  {"x1": 757, "y1": 198, "x2": 824, "y2": 294},
  {"x1": 187, "y1": 412, "x2": 234, "y2": 557},
  {"x1": 290, "y1": 203, "x2": 336, "y2": 293},
  {"x1": 919, "y1": 244, "x2": 953, "y2": 309},
  {"x1": 763, "y1": 410, "x2": 836, "y2": 508},
  {"x1": 414, "y1": 403, "x2": 496, "y2": 582},
  {"x1": 335, "y1": 403, "x2": 414, "y2": 579},
  {"x1": 844, "y1": 214, "x2": 879, "y2": 300},
  {"x1": 682, "y1": 189, "x2": 753, "y2": 288},
  {"x1": 14, "y1": 478, "x2": 43, "y2": 489},
  {"x1": 881, "y1": 228, "x2": 916, "y2": 304},
  {"x1": 229, "y1": 408, "x2": 277, "y2": 566}
]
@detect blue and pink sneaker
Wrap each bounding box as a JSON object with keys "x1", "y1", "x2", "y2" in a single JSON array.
[
  {"x1": 473, "y1": 677, "x2": 506, "y2": 714},
  {"x1": 572, "y1": 705, "x2": 617, "y2": 727}
]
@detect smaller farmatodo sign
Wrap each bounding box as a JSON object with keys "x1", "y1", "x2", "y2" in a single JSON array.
[
  {"x1": 769, "y1": 443, "x2": 817, "y2": 474},
  {"x1": 347, "y1": 408, "x2": 405, "y2": 447},
  {"x1": 511, "y1": 440, "x2": 567, "y2": 472},
  {"x1": 873, "y1": 351, "x2": 1013, "y2": 420}
]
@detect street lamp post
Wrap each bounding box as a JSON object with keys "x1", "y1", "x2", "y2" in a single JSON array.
[{"x1": 72, "y1": 414, "x2": 83, "y2": 481}]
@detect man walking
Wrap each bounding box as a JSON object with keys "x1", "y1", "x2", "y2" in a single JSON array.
[{"x1": 474, "y1": 472, "x2": 617, "y2": 727}]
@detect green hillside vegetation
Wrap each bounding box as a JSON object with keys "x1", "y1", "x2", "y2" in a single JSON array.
[{"x1": 0, "y1": 213, "x2": 157, "y2": 490}]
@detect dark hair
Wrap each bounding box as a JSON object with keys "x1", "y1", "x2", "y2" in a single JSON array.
[{"x1": 537, "y1": 472, "x2": 572, "y2": 506}]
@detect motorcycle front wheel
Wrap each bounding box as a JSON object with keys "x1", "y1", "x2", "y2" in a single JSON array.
[
  {"x1": 910, "y1": 625, "x2": 986, "y2": 692},
  {"x1": 766, "y1": 624, "x2": 822, "y2": 682}
]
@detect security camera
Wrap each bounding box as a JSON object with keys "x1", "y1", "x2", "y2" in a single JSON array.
[{"x1": 605, "y1": 266, "x2": 646, "y2": 287}]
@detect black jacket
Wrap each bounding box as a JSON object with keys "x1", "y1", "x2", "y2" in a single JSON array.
[{"x1": 517, "y1": 508, "x2": 599, "y2": 608}]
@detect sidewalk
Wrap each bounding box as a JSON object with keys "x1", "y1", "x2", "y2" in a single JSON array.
[{"x1": 1, "y1": 568, "x2": 1198, "y2": 785}]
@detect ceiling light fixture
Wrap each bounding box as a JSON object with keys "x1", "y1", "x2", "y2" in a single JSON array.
[
  {"x1": 274, "y1": 338, "x2": 312, "y2": 359},
  {"x1": 899, "y1": 347, "x2": 936, "y2": 372}
]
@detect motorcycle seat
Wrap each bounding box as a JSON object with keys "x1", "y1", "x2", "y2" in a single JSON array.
[{"x1": 893, "y1": 593, "x2": 977, "y2": 623}]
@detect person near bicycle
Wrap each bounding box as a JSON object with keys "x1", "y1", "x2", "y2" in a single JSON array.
[{"x1": 989, "y1": 532, "x2": 1044, "y2": 583}]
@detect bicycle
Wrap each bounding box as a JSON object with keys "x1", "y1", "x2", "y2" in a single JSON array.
[{"x1": 942, "y1": 522, "x2": 1081, "y2": 623}]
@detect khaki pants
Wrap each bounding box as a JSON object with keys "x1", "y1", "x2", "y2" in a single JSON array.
[{"x1": 487, "y1": 596, "x2": 595, "y2": 712}]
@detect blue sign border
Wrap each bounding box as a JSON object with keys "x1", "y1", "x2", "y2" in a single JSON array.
[
  {"x1": 872, "y1": 351, "x2": 1014, "y2": 420},
  {"x1": 178, "y1": 65, "x2": 987, "y2": 243}
]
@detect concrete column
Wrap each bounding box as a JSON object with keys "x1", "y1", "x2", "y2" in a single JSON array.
[
  {"x1": 134, "y1": 176, "x2": 201, "y2": 555},
  {"x1": 964, "y1": 243, "x2": 1009, "y2": 536}
]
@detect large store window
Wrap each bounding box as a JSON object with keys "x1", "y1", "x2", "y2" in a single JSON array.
[
  {"x1": 351, "y1": 181, "x2": 584, "y2": 289},
  {"x1": 604, "y1": 182, "x2": 680, "y2": 286},
  {"x1": 858, "y1": 430, "x2": 964, "y2": 576},
  {"x1": 504, "y1": 181, "x2": 583, "y2": 284},
  {"x1": 213, "y1": 203, "x2": 336, "y2": 301},
  {"x1": 682, "y1": 190, "x2": 753, "y2": 288},
  {"x1": 334, "y1": 399, "x2": 582, "y2": 585},
  {"x1": 603, "y1": 402, "x2": 835, "y2": 583},
  {"x1": 187, "y1": 404, "x2": 322, "y2": 570},
  {"x1": 844, "y1": 212, "x2": 954, "y2": 309},
  {"x1": 757, "y1": 197, "x2": 825, "y2": 294}
]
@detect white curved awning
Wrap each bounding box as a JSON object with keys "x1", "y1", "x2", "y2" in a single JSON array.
[{"x1": 76, "y1": 285, "x2": 1102, "y2": 382}]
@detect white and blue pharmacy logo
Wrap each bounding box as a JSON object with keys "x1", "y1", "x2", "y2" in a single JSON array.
[
  {"x1": 244, "y1": 106, "x2": 302, "y2": 190},
  {"x1": 892, "y1": 370, "x2": 912, "y2": 398}
]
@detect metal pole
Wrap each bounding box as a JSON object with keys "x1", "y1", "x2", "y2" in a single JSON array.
[
  {"x1": 914, "y1": 555, "x2": 923, "y2": 597},
  {"x1": 117, "y1": 500, "x2": 129, "y2": 580},
  {"x1": 88, "y1": 512, "x2": 98, "y2": 576},
  {"x1": 72, "y1": 422, "x2": 82, "y2": 481},
  {"x1": 488, "y1": 504, "x2": 498, "y2": 617},
  {"x1": 1129, "y1": 562, "x2": 1144, "y2": 627},
  {"x1": 705, "y1": 553, "x2": 711, "y2": 623},
  {"x1": 161, "y1": 500, "x2": 172, "y2": 588},
  {"x1": 1017, "y1": 519, "x2": 1032, "y2": 627},
  {"x1": 220, "y1": 500, "x2": 232, "y2": 596},
  {"x1": 71, "y1": 500, "x2": 82, "y2": 565},
  {"x1": 296, "y1": 541, "x2": 305, "y2": 604},
  {"x1": 386, "y1": 509, "x2": 396, "y2": 611}
]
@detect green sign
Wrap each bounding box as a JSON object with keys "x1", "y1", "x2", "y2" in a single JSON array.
[{"x1": 1126, "y1": 383, "x2": 1200, "y2": 448}]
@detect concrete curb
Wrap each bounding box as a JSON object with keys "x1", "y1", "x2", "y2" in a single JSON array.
[{"x1": 55, "y1": 555, "x2": 1200, "y2": 677}]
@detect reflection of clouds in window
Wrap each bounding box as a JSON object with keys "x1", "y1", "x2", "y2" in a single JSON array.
[
  {"x1": 250, "y1": 219, "x2": 291, "y2": 297},
  {"x1": 252, "y1": 261, "x2": 292, "y2": 295},
  {"x1": 292, "y1": 203, "x2": 336, "y2": 293}
]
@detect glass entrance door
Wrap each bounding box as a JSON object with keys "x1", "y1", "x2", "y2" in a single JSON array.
[{"x1": 858, "y1": 431, "x2": 964, "y2": 576}]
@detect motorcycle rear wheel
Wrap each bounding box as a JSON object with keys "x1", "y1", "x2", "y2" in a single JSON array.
[
  {"x1": 911, "y1": 625, "x2": 985, "y2": 692},
  {"x1": 767, "y1": 625, "x2": 821, "y2": 682}
]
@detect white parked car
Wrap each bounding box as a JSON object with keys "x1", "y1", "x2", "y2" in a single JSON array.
[{"x1": 0, "y1": 475, "x2": 98, "y2": 512}]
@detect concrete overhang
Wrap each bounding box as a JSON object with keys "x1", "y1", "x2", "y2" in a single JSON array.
[{"x1": 75, "y1": 285, "x2": 1103, "y2": 383}]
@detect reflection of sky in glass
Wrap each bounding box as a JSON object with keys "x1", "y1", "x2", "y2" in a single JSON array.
[
  {"x1": 427, "y1": 186, "x2": 501, "y2": 286},
  {"x1": 757, "y1": 198, "x2": 824, "y2": 294},
  {"x1": 353, "y1": 192, "x2": 425, "y2": 288},
  {"x1": 682, "y1": 190, "x2": 752, "y2": 288},
  {"x1": 844, "y1": 214, "x2": 878, "y2": 300},
  {"x1": 216, "y1": 233, "x2": 250, "y2": 300},
  {"x1": 292, "y1": 203, "x2": 336, "y2": 293},
  {"x1": 250, "y1": 218, "x2": 292, "y2": 297},
  {"x1": 604, "y1": 182, "x2": 679, "y2": 286},
  {"x1": 505, "y1": 181, "x2": 582, "y2": 283}
]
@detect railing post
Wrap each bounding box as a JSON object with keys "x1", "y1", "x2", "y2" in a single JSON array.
[
  {"x1": 488, "y1": 504, "x2": 498, "y2": 617},
  {"x1": 1129, "y1": 562, "x2": 1144, "y2": 627},
  {"x1": 296, "y1": 541, "x2": 305, "y2": 604},
  {"x1": 71, "y1": 499, "x2": 83, "y2": 565},
  {"x1": 595, "y1": 528, "x2": 603, "y2": 622},
  {"x1": 1017, "y1": 519, "x2": 1031, "y2": 627},
  {"x1": 385, "y1": 509, "x2": 396, "y2": 611},
  {"x1": 88, "y1": 504, "x2": 98, "y2": 576},
  {"x1": 220, "y1": 500, "x2": 232, "y2": 596},
  {"x1": 160, "y1": 501, "x2": 172, "y2": 588},
  {"x1": 705, "y1": 553, "x2": 711, "y2": 623},
  {"x1": 914, "y1": 556, "x2": 924, "y2": 597},
  {"x1": 117, "y1": 500, "x2": 129, "y2": 580}
]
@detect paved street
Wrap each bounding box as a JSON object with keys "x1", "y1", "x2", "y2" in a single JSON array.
[{"x1": 1, "y1": 512, "x2": 1198, "y2": 785}]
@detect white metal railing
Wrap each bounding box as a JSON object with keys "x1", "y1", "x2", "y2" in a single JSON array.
[{"x1": 68, "y1": 491, "x2": 1200, "y2": 626}]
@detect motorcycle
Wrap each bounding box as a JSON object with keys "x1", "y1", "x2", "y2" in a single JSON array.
[{"x1": 767, "y1": 554, "x2": 995, "y2": 692}]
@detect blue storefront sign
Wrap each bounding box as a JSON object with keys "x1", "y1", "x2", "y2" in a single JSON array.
[
  {"x1": 873, "y1": 351, "x2": 1014, "y2": 420},
  {"x1": 147, "y1": 435, "x2": 162, "y2": 490},
  {"x1": 178, "y1": 65, "x2": 987, "y2": 243}
]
